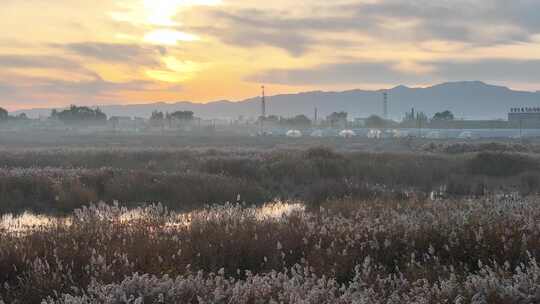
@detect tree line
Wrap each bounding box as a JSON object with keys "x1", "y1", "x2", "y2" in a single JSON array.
[
  {"x1": 1, "y1": 104, "x2": 457, "y2": 128},
  {"x1": 0, "y1": 107, "x2": 29, "y2": 121}
]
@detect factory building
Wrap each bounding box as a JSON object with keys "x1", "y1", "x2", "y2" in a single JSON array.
[{"x1": 508, "y1": 107, "x2": 540, "y2": 128}]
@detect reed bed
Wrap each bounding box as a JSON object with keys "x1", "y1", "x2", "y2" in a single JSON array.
[{"x1": 0, "y1": 198, "x2": 539, "y2": 303}]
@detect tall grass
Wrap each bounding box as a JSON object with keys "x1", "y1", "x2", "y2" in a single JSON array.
[{"x1": 1, "y1": 198, "x2": 539, "y2": 303}]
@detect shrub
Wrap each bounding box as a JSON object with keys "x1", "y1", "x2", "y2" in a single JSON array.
[
  {"x1": 1, "y1": 148, "x2": 540, "y2": 213},
  {"x1": 467, "y1": 152, "x2": 539, "y2": 177}
]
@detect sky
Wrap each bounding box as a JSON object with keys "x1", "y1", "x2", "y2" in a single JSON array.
[{"x1": 2, "y1": 0, "x2": 540, "y2": 111}]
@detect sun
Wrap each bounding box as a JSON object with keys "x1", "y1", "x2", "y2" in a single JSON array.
[
  {"x1": 111, "y1": 0, "x2": 222, "y2": 45},
  {"x1": 143, "y1": 0, "x2": 184, "y2": 26}
]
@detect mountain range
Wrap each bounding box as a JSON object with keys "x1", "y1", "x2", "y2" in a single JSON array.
[{"x1": 13, "y1": 81, "x2": 540, "y2": 120}]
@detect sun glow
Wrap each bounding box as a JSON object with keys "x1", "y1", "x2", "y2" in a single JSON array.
[
  {"x1": 144, "y1": 29, "x2": 199, "y2": 45},
  {"x1": 142, "y1": 0, "x2": 222, "y2": 26},
  {"x1": 143, "y1": 0, "x2": 184, "y2": 26},
  {"x1": 112, "y1": 0, "x2": 221, "y2": 45},
  {"x1": 112, "y1": 0, "x2": 222, "y2": 26},
  {"x1": 146, "y1": 56, "x2": 201, "y2": 82}
]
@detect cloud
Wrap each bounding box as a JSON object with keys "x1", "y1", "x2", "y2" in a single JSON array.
[
  {"x1": 249, "y1": 58, "x2": 540, "y2": 86},
  {"x1": 0, "y1": 82, "x2": 15, "y2": 96},
  {"x1": 352, "y1": 0, "x2": 540, "y2": 45},
  {"x1": 0, "y1": 54, "x2": 101, "y2": 81},
  {"x1": 431, "y1": 59, "x2": 540, "y2": 82},
  {"x1": 34, "y1": 78, "x2": 151, "y2": 97},
  {"x1": 0, "y1": 55, "x2": 83, "y2": 70},
  {"x1": 184, "y1": 7, "x2": 372, "y2": 55},
  {"x1": 185, "y1": 0, "x2": 540, "y2": 56},
  {"x1": 185, "y1": 9, "x2": 317, "y2": 56},
  {"x1": 54, "y1": 42, "x2": 166, "y2": 65},
  {"x1": 248, "y1": 61, "x2": 430, "y2": 85},
  {"x1": 194, "y1": 24, "x2": 314, "y2": 56},
  {"x1": 0, "y1": 73, "x2": 156, "y2": 108}
]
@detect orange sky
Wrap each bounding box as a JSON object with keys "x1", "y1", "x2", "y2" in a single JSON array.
[{"x1": 2, "y1": 0, "x2": 540, "y2": 111}]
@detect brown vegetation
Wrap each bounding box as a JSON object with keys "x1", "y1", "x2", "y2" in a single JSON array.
[
  {"x1": 1, "y1": 199, "x2": 539, "y2": 303},
  {"x1": 1, "y1": 147, "x2": 540, "y2": 213}
]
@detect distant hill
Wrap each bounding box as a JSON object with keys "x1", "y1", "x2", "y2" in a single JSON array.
[{"x1": 13, "y1": 81, "x2": 540, "y2": 120}]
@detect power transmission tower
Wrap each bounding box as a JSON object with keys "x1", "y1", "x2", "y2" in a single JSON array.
[
  {"x1": 260, "y1": 85, "x2": 266, "y2": 135},
  {"x1": 383, "y1": 91, "x2": 389, "y2": 119}
]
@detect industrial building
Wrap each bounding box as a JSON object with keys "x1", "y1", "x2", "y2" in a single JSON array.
[{"x1": 508, "y1": 107, "x2": 540, "y2": 128}]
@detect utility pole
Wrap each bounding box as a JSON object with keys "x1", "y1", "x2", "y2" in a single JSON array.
[
  {"x1": 112, "y1": 118, "x2": 118, "y2": 134},
  {"x1": 520, "y1": 117, "x2": 523, "y2": 140},
  {"x1": 418, "y1": 114, "x2": 423, "y2": 138}
]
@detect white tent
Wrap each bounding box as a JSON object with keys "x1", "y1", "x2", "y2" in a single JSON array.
[
  {"x1": 393, "y1": 129, "x2": 409, "y2": 138},
  {"x1": 458, "y1": 131, "x2": 473, "y2": 139},
  {"x1": 339, "y1": 129, "x2": 356, "y2": 138},
  {"x1": 367, "y1": 129, "x2": 383, "y2": 139},
  {"x1": 286, "y1": 130, "x2": 303, "y2": 138}
]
